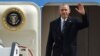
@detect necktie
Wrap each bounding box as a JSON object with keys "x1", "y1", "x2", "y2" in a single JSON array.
[{"x1": 62, "y1": 20, "x2": 66, "y2": 33}]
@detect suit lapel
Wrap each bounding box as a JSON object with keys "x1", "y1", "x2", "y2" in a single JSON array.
[
  {"x1": 56, "y1": 17, "x2": 62, "y2": 34},
  {"x1": 65, "y1": 17, "x2": 72, "y2": 27}
]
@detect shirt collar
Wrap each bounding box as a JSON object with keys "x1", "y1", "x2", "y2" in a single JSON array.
[{"x1": 61, "y1": 17, "x2": 68, "y2": 22}]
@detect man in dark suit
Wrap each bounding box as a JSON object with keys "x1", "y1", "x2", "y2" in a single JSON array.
[{"x1": 46, "y1": 3, "x2": 89, "y2": 56}]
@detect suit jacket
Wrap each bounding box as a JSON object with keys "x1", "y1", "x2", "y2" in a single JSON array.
[{"x1": 46, "y1": 14, "x2": 89, "y2": 56}]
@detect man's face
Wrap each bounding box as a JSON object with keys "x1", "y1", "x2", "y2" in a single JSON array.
[{"x1": 59, "y1": 5, "x2": 70, "y2": 19}]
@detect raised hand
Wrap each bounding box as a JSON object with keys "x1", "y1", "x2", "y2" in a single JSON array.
[{"x1": 75, "y1": 3, "x2": 85, "y2": 15}]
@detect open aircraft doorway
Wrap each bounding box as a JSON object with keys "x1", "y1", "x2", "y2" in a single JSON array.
[{"x1": 42, "y1": 2, "x2": 100, "y2": 56}]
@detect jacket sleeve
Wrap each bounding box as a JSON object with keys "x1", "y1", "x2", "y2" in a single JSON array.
[
  {"x1": 76, "y1": 14, "x2": 89, "y2": 30},
  {"x1": 46, "y1": 22, "x2": 54, "y2": 56}
]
